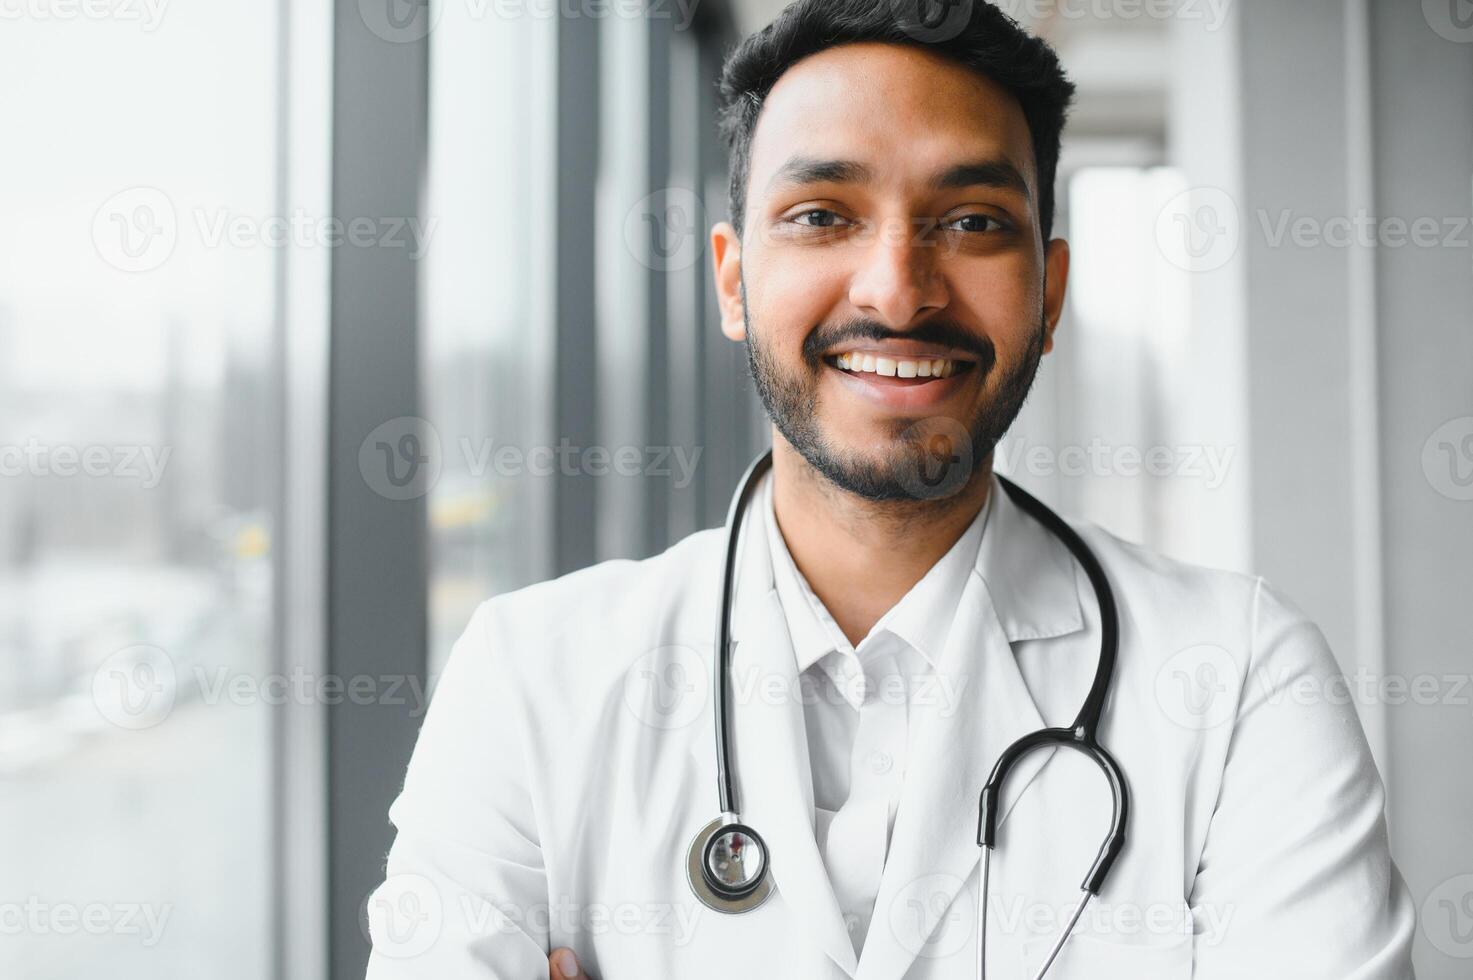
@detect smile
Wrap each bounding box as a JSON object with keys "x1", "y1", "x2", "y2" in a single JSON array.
[{"x1": 821, "y1": 348, "x2": 978, "y2": 410}]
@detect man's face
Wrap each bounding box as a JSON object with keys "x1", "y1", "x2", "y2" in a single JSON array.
[{"x1": 711, "y1": 42, "x2": 1070, "y2": 501}]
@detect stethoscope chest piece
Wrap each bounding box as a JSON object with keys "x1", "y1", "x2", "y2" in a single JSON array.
[{"x1": 686, "y1": 817, "x2": 773, "y2": 913}]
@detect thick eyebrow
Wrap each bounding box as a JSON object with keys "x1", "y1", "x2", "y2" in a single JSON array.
[
  {"x1": 766, "y1": 155, "x2": 874, "y2": 192},
  {"x1": 765, "y1": 154, "x2": 1031, "y2": 200},
  {"x1": 930, "y1": 160, "x2": 1031, "y2": 199}
]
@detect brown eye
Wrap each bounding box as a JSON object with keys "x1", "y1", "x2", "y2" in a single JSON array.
[
  {"x1": 791, "y1": 209, "x2": 847, "y2": 228},
  {"x1": 944, "y1": 213, "x2": 1006, "y2": 234}
]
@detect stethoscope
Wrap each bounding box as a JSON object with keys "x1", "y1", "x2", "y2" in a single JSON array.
[{"x1": 686, "y1": 450, "x2": 1130, "y2": 979}]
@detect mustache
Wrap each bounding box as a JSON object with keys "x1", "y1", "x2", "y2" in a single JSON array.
[{"x1": 801, "y1": 317, "x2": 996, "y2": 370}]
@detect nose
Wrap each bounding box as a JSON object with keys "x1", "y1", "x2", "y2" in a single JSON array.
[{"x1": 847, "y1": 215, "x2": 950, "y2": 328}]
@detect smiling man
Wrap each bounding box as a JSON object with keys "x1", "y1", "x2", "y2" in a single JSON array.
[{"x1": 364, "y1": 2, "x2": 1415, "y2": 979}]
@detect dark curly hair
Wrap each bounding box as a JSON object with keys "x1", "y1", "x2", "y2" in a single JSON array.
[{"x1": 716, "y1": 0, "x2": 1076, "y2": 242}]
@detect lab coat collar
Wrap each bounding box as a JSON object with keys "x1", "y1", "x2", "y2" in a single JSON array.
[
  {"x1": 760, "y1": 471, "x2": 988, "y2": 677},
  {"x1": 742, "y1": 469, "x2": 1083, "y2": 649},
  {"x1": 727, "y1": 468, "x2": 1088, "y2": 979}
]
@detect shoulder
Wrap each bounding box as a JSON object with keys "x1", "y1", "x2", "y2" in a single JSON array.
[
  {"x1": 1069, "y1": 520, "x2": 1264, "y2": 623},
  {"x1": 1064, "y1": 520, "x2": 1329, "y2": 679},
  {"x1": 456, "y1": 527, "x2": 726, "y2": 692}
]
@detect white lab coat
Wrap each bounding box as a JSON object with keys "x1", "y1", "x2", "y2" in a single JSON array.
[{"x1": 364, "y1": 471, "x2": 1416, "y2": 980}]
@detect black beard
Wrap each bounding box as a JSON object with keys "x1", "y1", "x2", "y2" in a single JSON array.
[{"x1": 742, "y1": 286, "x2": 1046, "y2": 502}]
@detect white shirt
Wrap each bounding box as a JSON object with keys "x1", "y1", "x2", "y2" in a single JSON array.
[{"x1": 760, "y1": 473, "x2": 995, "y2": 958}]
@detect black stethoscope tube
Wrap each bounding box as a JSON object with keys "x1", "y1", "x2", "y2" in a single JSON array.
[
  {"x1": 980, "y1": 475, "x2": 1129, "y2": 896},
  {"x1": 712, "y1": 450, "x2": 774, "y2": 817}
]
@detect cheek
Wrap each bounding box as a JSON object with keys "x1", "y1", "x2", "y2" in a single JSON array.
[
  {"x1": 949, "y1": 259, "x2": 1042, "y2": 342},
  {"x1": 745, "y1": 251, "x2": 847, "y2": 356}
]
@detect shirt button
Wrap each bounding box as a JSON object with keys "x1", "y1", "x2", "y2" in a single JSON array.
[{"x1": 868, "y1": 751, "x2": 893, "y2": 774}]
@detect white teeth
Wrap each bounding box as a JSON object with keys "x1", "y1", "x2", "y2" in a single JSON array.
[{"x1": 833, "y1": 353, "x2": 960, "y2": 378}]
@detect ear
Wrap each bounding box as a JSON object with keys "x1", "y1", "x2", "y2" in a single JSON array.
[
  {"x1": 1041, "y1": 237, "x2": 1070, "y2": 355},
  {"x1": 711, "y1": 220, "x2": 746, "y2": 342}
]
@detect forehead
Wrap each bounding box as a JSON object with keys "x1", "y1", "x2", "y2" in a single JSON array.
[{"x1": 748, "y1": 41, "x2": 1036, "y2": 198}]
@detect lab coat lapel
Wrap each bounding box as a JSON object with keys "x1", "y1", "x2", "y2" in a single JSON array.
[
  {"x1": 729, "y1": 486, "x2": 861, "y2": 978},
  {"x1": 858, "y1": 476, "x2": 1086, "y2": 980}
]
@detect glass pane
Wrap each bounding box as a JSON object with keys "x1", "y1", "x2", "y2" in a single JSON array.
[
  {"x1": 0, "y1": 5, "x2": 281, "y2": 977},
  {"x1": 423, "y1": 7, "x2": 553, "y2": 674}
]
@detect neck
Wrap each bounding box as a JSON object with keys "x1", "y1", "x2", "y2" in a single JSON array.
[{"x1": 769, "y1": 435, "x2": 993, "y2": 647}]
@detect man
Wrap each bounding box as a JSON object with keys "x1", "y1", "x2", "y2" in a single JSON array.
[{"x1": 366, "y1": 2, "x2": 1416, "y2": 977}]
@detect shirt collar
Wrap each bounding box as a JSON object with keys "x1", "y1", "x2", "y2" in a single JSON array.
[{"x1": 762, "y1": 470, "x2": 995, "y2": 674}]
